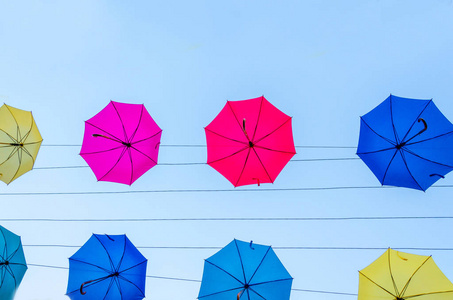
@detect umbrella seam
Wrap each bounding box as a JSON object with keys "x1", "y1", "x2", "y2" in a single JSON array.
[
  {"x1": 400, "y1": 255, "x2": 433, "y2": 298},
  {"x1": 400, "y1": 99, "x2": 431, "y2": 144},
  {"x1": 359, "y1": 271, "x2": 396, "y2": 297},
  {"x1": 398, "y1": 150, "x2": 424, "y2": 191}
]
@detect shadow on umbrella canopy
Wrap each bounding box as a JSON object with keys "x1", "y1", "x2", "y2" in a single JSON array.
[
  {"x1": 0, "y1": 225, "x2": 27, "y2": 300},
  {"x1": 357, "y1": 94, "x2": 453, "y2": 191},
  {"x1": 0, "y1": 104, "x2": 42, "y2": 185},
  {"x1": 66, "y1": 234, "x2": 147, "y2": 300},
  {"x1": 198, "y1": 239, "x2": 293, "y2": 300},
  {"x1": 358, "y1": 248, "x2": 453, "y2": 300}
]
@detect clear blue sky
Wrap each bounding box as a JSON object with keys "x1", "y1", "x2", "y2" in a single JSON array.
[{"x1": 1, "y1": 1, "x2": 453, "y2": 299}]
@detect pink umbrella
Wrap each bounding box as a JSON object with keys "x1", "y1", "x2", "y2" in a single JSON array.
[
  {"x1": 80, "y1": 101, "x2": 162, "y2": 185},
  {"x1": 205, "y1": 96, "x2": 296, "y2": 187}
]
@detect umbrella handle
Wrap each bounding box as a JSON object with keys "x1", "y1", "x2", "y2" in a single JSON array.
[
  {"x1": 417, "y1": 118, "x2": 428, "y2": 134},
  {"x1": 237, "y1": 289, "x2": 245, "y2": 300},
  {"x1": 430, "y1": 174, "x2": 445, "y2": 179},
  {"x1": 252, "y1": 178, "x2": 260, "y2": 186},
  {"x1": 155, "y1": 142, "x2": 160, "y2": 149},
  {"x1": 80, "y1": 280, "x2": 95, "y2": 295}
]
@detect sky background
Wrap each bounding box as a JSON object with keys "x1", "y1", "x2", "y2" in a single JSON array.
[{"x1": 1, "y1": 0, "x2": 453, "y2": 299}]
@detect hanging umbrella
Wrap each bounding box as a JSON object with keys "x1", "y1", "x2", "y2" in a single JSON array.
[
  {"x1": 80, "y1": 101, "x2": 162, "y2": 185},
  {"x1": 198, "y1": 239, "x2": 292, "y2": 300},
  {"x1": 357, "y1": 94, "x2": 453, "y2": 191},
  {"x1": 66, "y1": 234, "x2": 147, "y2": 300},
  {"x1": 0, "y1": 104, "x2": 42, "y2": 184},
  {"x1": 0, "y1": 225, "x2": 27, "y2": 300},
  {"x1": 358, "y1": 248, "x2": 453, "y2": 300},
  {"x1": 205, "y1": 96, "x2": 296, "y2": 187}
]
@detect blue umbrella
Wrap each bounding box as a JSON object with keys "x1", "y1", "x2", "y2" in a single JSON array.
[
  {"x1": 66, "y1": 234, "x2": 147, "y2": 300},
  {"x1": 357, "y1": 94, "x2": 453, "y2": 191},
  {"x1": 0, "y1": 225, "x2": 27, "y2": 300},
  {"x1": 198, "y1": 239, "x2": 292, "y2": 300}
]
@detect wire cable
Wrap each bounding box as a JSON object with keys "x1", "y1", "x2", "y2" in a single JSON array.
[
  {"x1": 41, "y1": 144, "x2": 357, "y2": 149},
  {"x1": 32, "y1": 157, "x2": 360, "y2": 170},
  {"x1": 27, "y1": 263, "x2": 356, "y2": 295},
  {"x1": 22, "y1": 245, "x2": 453, "y2": 251},
  {"x1": 4, "y1": 216, "x2": 453, "y2": 222}
]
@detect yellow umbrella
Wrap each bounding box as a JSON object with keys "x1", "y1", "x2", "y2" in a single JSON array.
[
  {"x1": 0, "y1": 104, "x2": 42, "y2": 184},
  {"x1": 359, "y1": 248, "x2": 453, "y2": 300}
]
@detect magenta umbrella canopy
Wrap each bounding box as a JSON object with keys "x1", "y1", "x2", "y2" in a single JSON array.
[{"x1": 80, "y1": 101, "x2": 162, "y2": 185}]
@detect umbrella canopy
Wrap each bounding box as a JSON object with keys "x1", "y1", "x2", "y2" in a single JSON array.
[
  {"x1": 0, "y1": 225, "x2": 27, "y2": 300},
  {"x1": 205, "y1": 96, "x2": 296, "y2": 187},
  {"x1": 0, "y1": 104, "x2": 42, "y2": 184},
  {"x1": 80, "y1": 101, "x2": 162, "y2": 185},
  {"x1": 198, "y1": 239, "x2": 292, "y2": 300},
  {"x1": 357, "y1": 95, "x2": 453, "y2": 191},
  {"x1": 358, "y1": 248, "x2": 453, "y2": 300},
  {"x1": 66, "y1": 234, "x2": 147, "y2": 300}
]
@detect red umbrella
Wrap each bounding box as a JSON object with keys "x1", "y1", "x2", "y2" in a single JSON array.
[
  {"x1": 80, "y1": 101, "x2": 162, "y2": 185},
  {"x1": 205, "y1": 96, "x2": 296, "y2": 187}
]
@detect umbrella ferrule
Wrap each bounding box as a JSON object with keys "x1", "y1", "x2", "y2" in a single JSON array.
[
  {"x1": 0, "y1": 260, "x2": 8, "y2": 265},
  {"x1": 122, "y1": 142, "x2": 132, "y2": 147},
  {"x1": 395, "y1": 142, "x2": 406, "y2": 150},
  {"x1": 9, "y1": 143, "x2": 23, "y2": 147},
  {"x1": 249, "y1": 141, "x2": 254, "y2": 147}
]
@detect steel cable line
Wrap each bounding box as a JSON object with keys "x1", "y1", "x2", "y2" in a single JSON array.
[
  {"x1": 3, "y1": 216, "x2": 453, "y2": 222},
  {"x1": 32, "y1": 157, "x2": 360, "y2": 170},
  {"x1": 27, "y1": 263, "x2": 356, "y2": 296},
  {"x1": 0, "y1": 185, "x2": 430, "y2": 196},
  {"x1": 41, "y1": 144, "x2": 357, "y2": 149},
  {"x1": 22, "y1": 245, "x2": 453, "y2": 251}
]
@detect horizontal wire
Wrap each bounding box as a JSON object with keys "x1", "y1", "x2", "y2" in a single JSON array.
[
  {"x1": 3, "y1": 216, "x2": 453, "y2": 222},
  {"x1": 0, "y1": 186, "x2": 399, "y2": 197},
  {"x1": 22, "y1": 245, "x2": 453, "y2": 251},
  {"x1": 40, "y1": 144, "x2": 357, "y2": 149},
  {"x1": 27, "y1": 263, "x2": 355, "y2": 295},
  {"x1": 33, "y1": 157, "x2": 360, "y2": 170}
]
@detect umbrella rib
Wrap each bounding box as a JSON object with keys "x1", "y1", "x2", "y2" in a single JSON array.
[
  {"x1": 249, "y1": 277, "x2": 293, "y2": 287},
  {"x1": 403, "y1": 148, "x2": 453, "y2": 168},
  {"x1": 94, "y1": 235, "x2": 116, "y2": 272},
  {"x1": 227, "y1": 101, "x2": 251, "y2": 143},
  {"x1": 251, "y1": 147, "x2": 273, "y2": 183},
  {"x1": 235, "y1": 239, "x2": 248, "y2": 283},
  {"x1": 198, "y1": 286, "x2": 244, "y2": 299},
  {"x1": 357, "y1": 147, "x2": 397, "y2": 155},
  {"x1": 204, "y1": 260, "x2": 244, "y2": 285},
  {"x1": 103, "y1": 277, "x2": 116, "y2": 300},
  {"x1": 247, "y1": 246, "x2": 271, "y2": 284},
  {"x1": 117, "y1": 259, "x2": 147, "y2": 274},
  {"x1": 207, "y1": 145, "x2": 249, "y2": 165},
  {"x1": 381, "y1": 150, "x2": 398, "y2": 186},
  {"x1": 80, "y1": 145, "x2": 124, "y2": 156},
  {"x1": 4, "y1": 264, "x2": 17, "y2": 288},
  {"x1": 360, "y1": 118, "x2": 397, "y2": 147},
  {"x1": 128, "y1": 104, "x2": 144, "y2": 143},
  {"x1": 406, "y1": 130, "x2": 453, "y2": 146},
  {"x1": 251, "y1": 96, "x2": 264, "y2": 142},
  {"x1": 358, "y1": 271, "x2": 396, "y2": 297},
  {"x1": 253, "y1": 144, "x2": 295, "y2": 155},
  {"x1": 400, "y1": 255, "x2": 432, "y2": 298},
  {"x1": 403, "y1": 289, "x2": 453, "y2": 299},
  {"x1": 111, "y1": 101, "x2": 130, "y2": 143},
  {"x1": 401, "y1": 100, "x2": 431, "y2": 144},
  {"x1": 235, "y1": 148, "x2": 252, "y2": 187},
  {"x1": 253, "y1": 117, "x2": 292, "y2": 146},
  {"x1": 9, "y1": 148, "x2": 23, "y2": 184},
  {"x1": 0, "y1": 128, "x2": 19, "y2": 143},
  {"x1": 5, "y1": 105, "x2": 21, "y2": 142},
  {"x1": 85, "y1": 121, "x2": 124, "y2": 144},
  {"x1": 205, "y1": 128, "x2": 249, "y2": 146},
  {"x1": 248, "y1": 287, "x2": 267, "y2": 300},
  {"x1": 118, "y1": 273, "x2": 146, "y2": 297},
  {"x1": 131, "y1": 129, "x2": 162, "y2": 145},
  {"x1": 390, "y1": 96, "x2": 402, "y2": 145},
  {"x1": 98, "y1": 147, "x2": 129, "y2": 182},
  {"x1": 129, "y1": 146, "x2": 157, "y2": 166},
  {"x1": 69, "y1": 258, "x2": 111, "y2": 273},
  {"x1": 399, "y1": 150, "x2": 424, "y2": 190},
  {"x1": 116, "y1": 235, "x2": 127, "y2": 273},
  {"x1": 388, "y1": 248, "x2": 400, "y2": 296},
  {"x1": 18, "y1": 113, "x2": 35, "y2": 144}
]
